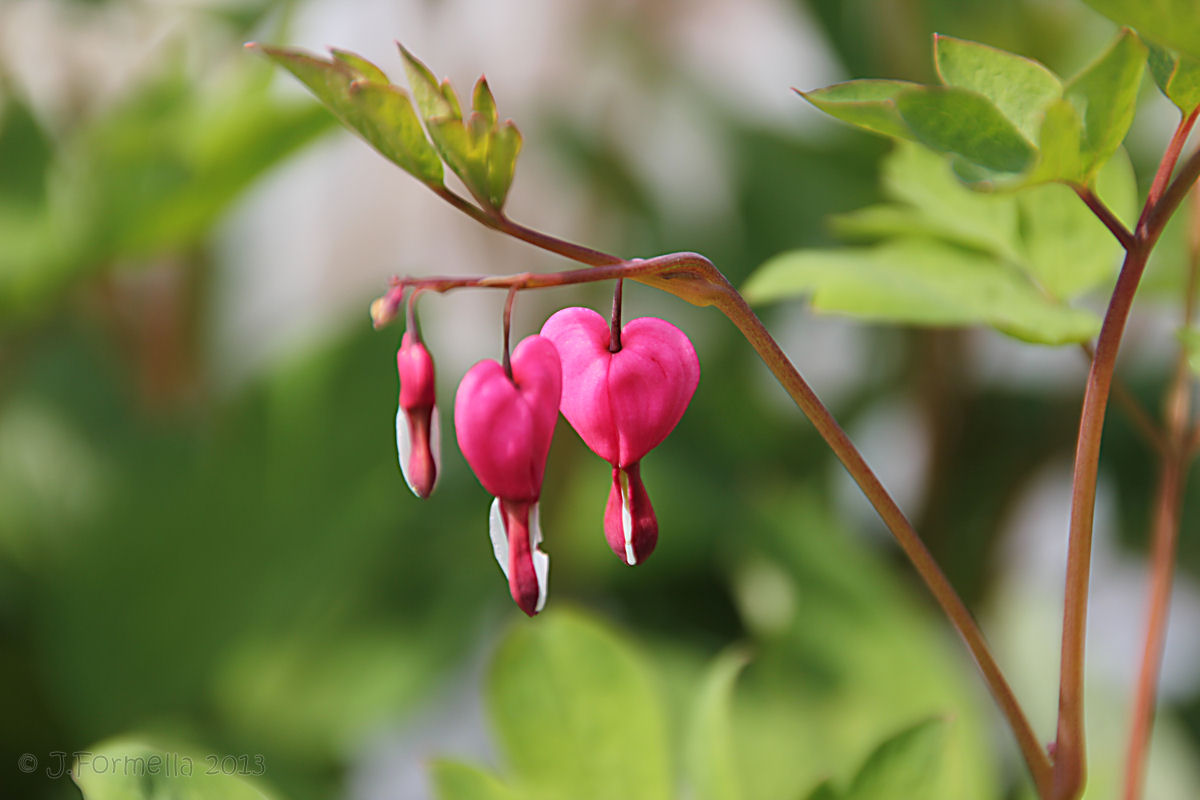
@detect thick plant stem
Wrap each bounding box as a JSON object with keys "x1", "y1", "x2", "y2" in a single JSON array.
[
  {"x1": 1054, "y1": 242, "x2": 1149, "y2": 800},
  {"x1": 1054, "y1": 112, "x2": 1200, "y2": 800}
]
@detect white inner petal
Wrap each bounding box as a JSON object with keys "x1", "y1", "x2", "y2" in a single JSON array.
[
  {"x1": 619, "y1": 469, "x2": 636, "y2": 566},
  {"x1": 529, "y1": 502, "x2": 550, "y2": 613},
  {"x1": 488, "y1": 497, "x2": 508, "y2": 578},
  {"x1": 395, "y1": 406, "x2": 416, "y2": 495}
]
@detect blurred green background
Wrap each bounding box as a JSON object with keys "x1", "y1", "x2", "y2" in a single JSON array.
[{"x1": 2, "y1": 1, "x2": 1200, "y2": 798}]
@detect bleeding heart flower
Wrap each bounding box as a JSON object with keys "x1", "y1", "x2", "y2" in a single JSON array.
[
  {"x1": 395, "y1": 332, "x2": 440, "y2": 499},
  {"x1": 455, "y1": 335, "x2": 561, "y2": 616},
  {"x1": 540, "y1": 307, "x2": 698, "y2": 565}
]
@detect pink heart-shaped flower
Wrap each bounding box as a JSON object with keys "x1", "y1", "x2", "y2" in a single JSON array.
[
  {"x1": 454, "y1": 335, "x2": 562, "y2": 502},
  {"x1": 541, "y1": 307, "x2": 698, "y2": 565},
  {"x1": 454, "y1": 334, "x2": 561, "y2": 616},
  {"x1": 540, "y1": 307, "x2": 699, "y2": 467}
]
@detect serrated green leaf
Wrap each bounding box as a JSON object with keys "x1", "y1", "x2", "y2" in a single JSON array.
[
  {"x1": 743, "y1": 238, "x2": 1100, "y2": 344},
  {"x1": 441, "y1": 79, "x2": 463, "y2": 119},
  {"x1": 1017, "y1": 149, "x2": 1136, "y2": 298},
  {"x1": 933, "y1": 34, "x2": 1062, "y2": 143},
  {"x1": 486, "y1": 609, "x2": 672, "y2": 800},
  {"x1": 878, "y1": 142, "x2": 1020, "y2": 260},
  {"x1": 686, "y1": 649, "x2": 750, "y2": 800},
  {"x1": 72, "y1": 738, "x2": 276, "y2": 800},
  {"x1": 330, "y1": 48, "x2": 388, "y2": 84},
  {"x1": 253, "y1": 44, "x2": 443, "y2": 185},
  {"x1": 1082, "y1": 0, "x2": 1200, "y2": 62},
  {"x1": 430, "y1": 760, "x2": 521, "y2": 800},
  {"x1": 1060, "y1": 29, "x2": 1147, "y2": 180},
  {"x1": 473, "y1": 77, "x2": 498, "y2": 127},
  {"x1": 798, "y1": 80, "x2": 922, "y2": 141},
  {"x1": 1147, "y1": 41, "x2": 1200, "y2": 113},
  {"x1": 398, "y1": 43, "x2": 457, "y2": 121},
  {"x1": 845, "y1": 718, "x2": 946, "y2": 800},
  {"x1": 895, "y1": 86, "x2": 1036, "y2": 173}
]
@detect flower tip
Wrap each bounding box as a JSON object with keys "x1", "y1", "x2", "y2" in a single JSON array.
[
  {"x1": 604, "y1": 464, "x2": 657, "y2": 566},
  {"x1": 489, "y1": 499, "x2": 549, "y2": 615}
]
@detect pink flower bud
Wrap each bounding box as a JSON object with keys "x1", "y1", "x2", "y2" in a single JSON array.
[
  {"x1": 395, "y1": 332, "x2": 440, "y2": 498},
  {"x1": 540, "y1": 307, "x2": 698, "y2": 565},
  {"x1": 455, "y1": 335, "x2": 561, "y2": 615}
]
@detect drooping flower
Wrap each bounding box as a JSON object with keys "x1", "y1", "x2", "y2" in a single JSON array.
[
  {"x1": 395, "y1": 332, "x2": 440, "y2": 498},
  {"x1": 455, "y1": 335, "x2": 562, "y2": 616},
  {"x1": 540, "y1": 307, "x2": 698, "y2": 565}
]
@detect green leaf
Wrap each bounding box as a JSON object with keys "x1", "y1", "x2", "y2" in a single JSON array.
[
  {"x1": 72, "y1": 738, "x2": 276, "y2": 800},
  {"x1": 473, "y1": 77, "x2": 498, "y2": 127},
  {"x1": 1147, "y1": 40, "x2": 1200, "y2": 113},
  {"x1": 876, "y1": 142, "x2": 1020, "y2": 260},
  {"x1": 395, "y1": 45, "x2": 521, "y2": 210},
  {"x1": 1017, "y1": 148, "x2": 1136, "y2": 298},
  {"x1": 1081, "y1": 0, "x2": 1200, "y2": 62},
  {"x1": 330, "y1": 48, "x2": 388, "y2": 84},
  {"x1": 253, "y1": 43, "x2": 443, "y2": 185},
  {"x1": 933, "y1": 34, "x2": 1062, "y2": 143},
  {"x1": 742, "y1": 238, "x2": 1100, "y2": 344},
  {"x1": 486, "y1": 609, "x2": 672, "y2": 800},
  {"x1": 398, "y1": 43, "x2": 458, "y2": 121},
  {"x1": 797, "y1": 80, "x2": 922, "y2": 141},
  {"x1": 845, "y1": 718, "x2": 947, "y2": 800},
  {"x1": 685, "y1": 649, "x2": 750, "y2": 800},
  {"x1": 1030, "y1": 97, "x2": 1088, "y2": 183},
  {"x1": 895, "y1": 86, "x2": 1035, "y2": 173},
  {"x1": 430, "y1": 760, "x2": 521, "y2": 800},
  {"x1": 1059, "y1": 29, "x2": 1147, "y2": 181}
]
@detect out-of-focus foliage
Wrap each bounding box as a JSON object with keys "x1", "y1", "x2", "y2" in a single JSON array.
[
  {"x1": 0, "y1": 60, "x2": 331, "y2": 323},
  {"x1": 744, "y1": 143, "x2": 1135, "y2": 344}
]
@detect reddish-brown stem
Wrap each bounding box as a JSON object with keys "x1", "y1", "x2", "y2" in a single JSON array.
[
  {"x1": 1073, "y1": 185, "x2": 1135, "y2": 250},
  {"x1": 1137, "y1": 106, "x2": 1199, "y2": 233},
  {"x1": 1122, "y1": 187, "x2": 1200, "y2": 800},
  {"x1": 1121, "y1": 382, "x2": 1189, "y2": 800},
  {"x1": 1078, "y1": 342, "x2": 1165, "y2": 455},
  {"x1": 1054, "y1": 111, "x2": 1200, "y2": 800},
  {"x1": 609, "y1": 278, "x2": 624, "y2": 353},
  {"x1": 501, "y1": 285, "x2": 518, "y2": 380}
]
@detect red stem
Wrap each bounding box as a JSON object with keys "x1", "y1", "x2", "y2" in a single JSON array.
[{"x1": 1054, "y1": 110, "x2": 1200, "y2": 800}]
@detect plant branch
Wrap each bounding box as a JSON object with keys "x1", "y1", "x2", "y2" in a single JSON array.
[
  {"x1": 1073, "y1": 184, "x2": 1135, "y2": 251},
  {"x1": 1137, "y1": 106, "x2": 1200, "y2": 235},
  {"x1": 1078, "y1": 342, "x2": 1164, "y2": 454},
  {"x1": 1055, "y1": 111, "x2": 1200, "y2": 800}
]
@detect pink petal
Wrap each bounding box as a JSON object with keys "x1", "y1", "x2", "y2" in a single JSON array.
[
  {"x1": 603, "y1": 462, "x2": 657, "y2": 565},
  {"x1": 454, "y1": 335, "x2": 562, "y2": 502},
  {"x1": 541, "y1": 308, "x2": 699, "y2": 467},
  {"x1": 489, "y1": 497, "x2": 549, "y2": 616},
  {"x1": 397, "y1": 332, "x2": 436, "y2": 410}
]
